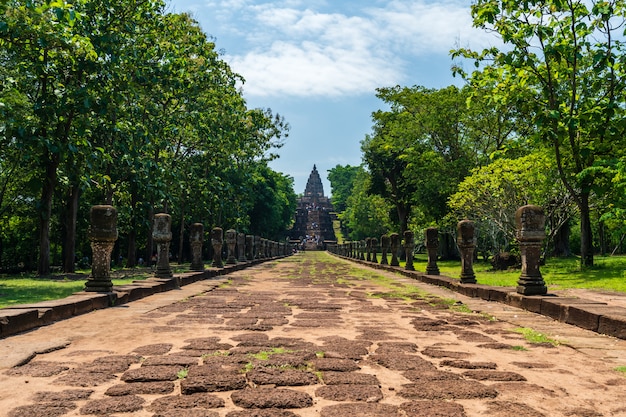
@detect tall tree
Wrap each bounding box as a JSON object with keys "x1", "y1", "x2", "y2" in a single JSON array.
[
  {"x1": 0, "y1": 1, "x2": 99, "y2": 274},
  {"x1": 362, "y1": 86, "x2": 477, "y2": 233},
  {"x1": 448, "y1": 152, "x2": 574, "y2": 255},
  {"x1": 453, "y1": 0, "x2": 626, "y2": 266},
  {"x1": 327, "y1": 164, "x2": 360, "y2": 213},
  {"x1": 341, "y1": 168, "x2": 395, "y2": 240}
]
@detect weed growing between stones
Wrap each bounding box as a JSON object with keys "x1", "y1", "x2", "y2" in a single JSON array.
[
  {"x1": 512, "y1": 327, "x2": 561, "y2": 346},
  {"x1": 613, "y1": 366, "x2": 626, "y2": 375},
  {"x1": 511, "y1": 346, "x2": 529, "y2": 351}
]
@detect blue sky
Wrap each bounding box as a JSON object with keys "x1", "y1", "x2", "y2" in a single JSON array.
[{"x1": 167, "y1": 0, "x2": 498, "y2": 195}]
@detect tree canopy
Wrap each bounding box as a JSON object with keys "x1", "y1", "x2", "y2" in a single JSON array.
[
  {"x1": 0, "y1": 0, "x2": 295, "y2": 273},
  {"x1": 453, "y1": 0, "x2": 626, "y2": 266}
]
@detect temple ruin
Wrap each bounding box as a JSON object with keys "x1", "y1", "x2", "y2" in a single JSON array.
[{"x1": 290, "y1": 165, "x2": 336, "y2": 250}]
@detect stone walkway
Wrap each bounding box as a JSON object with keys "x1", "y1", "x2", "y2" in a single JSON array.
[{"x1": 1, "y1": 252, "x2": 626, "y2": 417}]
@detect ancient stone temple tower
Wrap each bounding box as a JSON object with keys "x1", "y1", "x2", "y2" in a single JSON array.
[{"x1": 290, "y1": 165, "x2": 336, "y2": 250}]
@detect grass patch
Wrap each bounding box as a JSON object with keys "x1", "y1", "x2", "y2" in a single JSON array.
[
  {"x1": 511, "y1": 345, "x2": 528, "y2": 351},
  {"x1": 177, "y1": 368, "x2": 189, "y2": 379},
  {"x1": 243, "y1": 347, "x2": 295, "y2": 373},
  {"x1": 512, "y1": 327, "x2": 561, "y2": 346},
  {"x1": 0, "y1": 266, "x2": 167, "y2": 308},
  {"x1": 398, "y1": 253, "x2": 626, "y2": 293},
  {"x1": 614, "y1": 366, "x2": 626, "y2": 375},
  {"x1": 250, "y1": 347, "x2": 293, "y2": 361}
]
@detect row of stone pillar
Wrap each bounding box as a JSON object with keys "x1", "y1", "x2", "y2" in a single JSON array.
[
  {"x1": 85, "y1": 205, "x2": 291, "y2": 293},
  {"x1": 328, "y1": 205, "x2": 548, "y2": 296}
]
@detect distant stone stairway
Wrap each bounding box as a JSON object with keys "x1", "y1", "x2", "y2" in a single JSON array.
[{"x1": 289, "y1": 165, "x2": 336, "y2": 249}]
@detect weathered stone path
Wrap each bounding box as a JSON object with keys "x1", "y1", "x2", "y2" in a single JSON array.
[{"x1": 1, "y1": 252, "x2": 626, "y2": 416}]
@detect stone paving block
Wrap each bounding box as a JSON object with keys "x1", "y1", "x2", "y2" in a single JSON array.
[
  {"x1": 598, "y1": 311, "x2": 626, "y2": 339},
  {"x1": 8, "y1": 302, "x2": 71, "y2": 323},
  {"x1": 563, "y1": 304, "x2": 617, "y2": 331},
  {"x1": 0, "y1": 308, "x2": 41, "y2": 337},
  {"x1": 69, "y1": 294, "x2": 108, "y2": 316},
  {"x1": 149, "y1": 277, "x2": 180, "y2": 291},
  {"x1": 420, "y1": 275, "x2": 440, "y2": 286},
  {"x1": 506, "y1": 293, "x2": 543, "y2": 313},
  {"x1": 315, "y1": 385, "x2": 383, "y2": 402},
  {"x1": 488, "y1": 287, "x2": 514, "y2": 302},
  {"x1": 457, "y1": 284, "x2": 479, "y2": 298},
  {"x1": 540, "y1": 298, "x2": 606, "y2": 322},
  {"x1": 116, "y1": 283, "x2": 159, "y2": 301},
  {"x1": 231, "y1": 388, "x2": 313, "y2": 409}
]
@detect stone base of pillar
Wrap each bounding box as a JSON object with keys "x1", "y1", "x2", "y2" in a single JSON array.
[
  {"x1": 426, "y1": 266, "x2": 440, "y2": 275},
  {"x1": 517, "y1": 277, "x2": 547, "y2": 295},
  {"x1": 84, "y1": 279, "x2": 113, "y2": 292},
  {"x1": 460, "y1": 274, "x2": 477, "y2": 284},
  {"x1": 155, "y1": 267, "x2": 173, "y2": 278},
  {"x1": 189, "y1": 262, "x2": 204, "y2": 271}
]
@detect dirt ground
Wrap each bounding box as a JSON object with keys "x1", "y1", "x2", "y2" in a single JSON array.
[{"x1": 1, "y1": 252, "x2": 626, "y2": 417}]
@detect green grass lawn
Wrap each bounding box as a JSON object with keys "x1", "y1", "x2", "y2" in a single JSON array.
[
  {"x1": 377, "y1": 253, "x2": 626, "y2": 292},
  {"x1": 0, "y1": 265, "x2": 188, "y2": 308}
]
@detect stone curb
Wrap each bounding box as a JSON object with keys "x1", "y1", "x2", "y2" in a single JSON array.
[
  {"x1": 332, "y1": 253, "x2": 626, "y2": 341},
  {"x1": 0, "y1": 256, "x2": 288, "y2": 339}
]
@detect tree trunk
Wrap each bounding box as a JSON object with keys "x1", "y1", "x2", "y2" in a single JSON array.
[
  {"x1": 598, "y1": 221, "x2": 606, "y2": 256},
  {"x1": 611, "y1": 234, "x2": 625, "y2": 256},
  {"x1": 178, "y1": 201, "x2": 185, "y2": 265},
  {"x1": 579, "y1": 193, "x2": 594, "y2": 267},
  {"x1": 396, "y1": 202, "x2": 409, "y2": 260},
  {"x1": 146, "y1": 204, "x2": 154, "y2": 266},
  {"x1": 551, "y1": 219, "x2": 571, "y2": 257},
  {"x1": 38, "y1": 151, "x2": 60, "y2": 276},
  {"x1": 62, "y1": 184, "x2": 80, "y2": 273},
  {"x1": 126, "y1": 186, "x2": 138, "y2": 268}
]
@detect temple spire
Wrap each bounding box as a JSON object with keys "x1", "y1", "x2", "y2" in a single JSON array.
[
  {"x1": 289, "y1": 164, "x2": 336, "y2": 248},
  {"x1": 304, "y1": 165, "x2": 324, "y2": 198}
]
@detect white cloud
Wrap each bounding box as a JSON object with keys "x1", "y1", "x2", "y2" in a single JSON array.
[
  {"x1": 195, "y1": 0, "x2": 495, "y2": 98},
  {"x1": 227, "y1": 40, "x2": 402, "y2": 97},
  {"x1": 372, "y1": 1, "x2": 497, "y2": 54}
]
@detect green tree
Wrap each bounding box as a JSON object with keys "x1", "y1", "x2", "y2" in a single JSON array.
[
  {"x1": 362, "y1": 85, "x2": 477, "y2": 233},
  {"x1": 247, "y1": 164, "x2": 297, "y2": 240},
  {"x1": 453, "y1": 0, "x2": 626, "y2": 266},
  {"x1": 448, "y1": 152, "x2": 574, "y2": 256},
  {"x1": 327, "y1": 164, "x2": 360, "y2": 213},
  {"x1": 0, "y1": 1, "x2": 293, "y2": 271},
  {"x1": 341, "y1": 168, "x2": 394, "y2": 240},
  {"x1": 1, "y1": 0, "x2": 99, "y2": 274}
]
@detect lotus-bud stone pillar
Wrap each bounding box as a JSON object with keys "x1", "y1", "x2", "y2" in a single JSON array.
[
  {"x1": 371, "y1": 237, "x2": 378, "y2": 263},
  {"x1": 225, "y1": 229, "x2": 237, "y2": 264},
  {"x1": 245, "y1": 235, "x2": 254, "y2": 261},
  {"x1": 254, "y1": 236, "x2": 261, "y2": 259},
  {"x1": 457, "y1": 220, "x2": 477, "y2": 284},
  {"x1": 211, "y1": 227, "x2": 224, "y2": 268},
  {"x1": 189, "y1": 223, "x2": 204, "y2": 271},
  {"x1": 425, "y1": 227, "x2": 440, "y2": 275},
  {"x1": 403, "y1": 231, "x2": 415, "y2": 271},
  {"x1": 237, "y1": 232, "x2": 246, "y2": 262},
  {"x1": 365, "y1": 238, "x2": 372, "y2": 262},
  {"x1": 84, "y1": 205, "x2": 118, "y2": 292},
  {"x1": 390, "y1": 233, "x2": 400, "y2": 266},
  {"x1": 153, "y1": 213, "x2": 173, "y2": 278},
  {"x1": 516, "y1": 205, "x2": 548, "y2": 295},
  {"x1": 380, "y1": 235, "x2": 390, "y2": 265}
]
